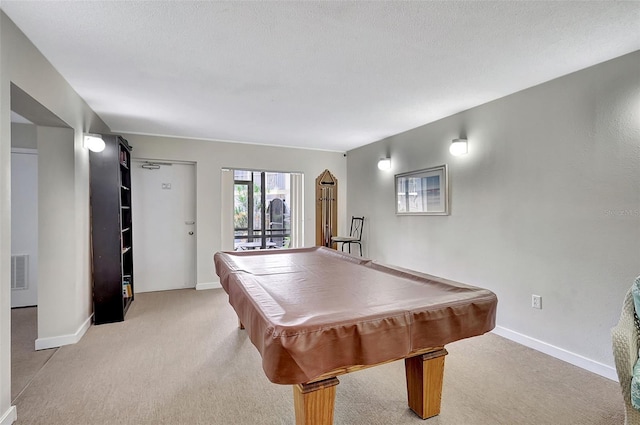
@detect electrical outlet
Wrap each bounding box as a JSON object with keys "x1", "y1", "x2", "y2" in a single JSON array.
[{"x1": 532, "y1": 294, "x2": 542, "y2": 309}]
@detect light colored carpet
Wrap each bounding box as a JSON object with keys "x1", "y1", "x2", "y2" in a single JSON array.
[
  {"x1": 11, "y1": 307, "x2": 57, "y2": 401},
  {"x1": 13, "y1": 288, "x2": 624, "y2": 424}
]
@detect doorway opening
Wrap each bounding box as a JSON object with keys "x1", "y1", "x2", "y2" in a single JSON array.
[
  {"x1": 233, "y1": 170, "x2": 292, "y2": 250},
  {"x1": 10, "y1": 82, "x2": 73, "y2": 402}
]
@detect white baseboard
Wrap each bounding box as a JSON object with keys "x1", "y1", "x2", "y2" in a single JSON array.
[
  {"x1": 0, "y1": 406, "x2": 16, "y2": 425},
  {"x1": 196, "y1": 281, "x2": 221, "y2": 290},
  {"x1": 492, "y1": 326, "x2": 617, "y2": 382},
  {"x1": 35, "y1": 314, "x2": 93, "y2": 351}
]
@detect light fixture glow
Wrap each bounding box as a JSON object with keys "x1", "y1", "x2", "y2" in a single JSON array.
[
  {"x1": 377, "y1": 158, "x2": 391, "y2": 170},
  {"x1": 449, "y1": 138, "x2": 468, "y2": 156},
  {"x1": 84, "y1": 134, "x2": 105, "y2": 153}
]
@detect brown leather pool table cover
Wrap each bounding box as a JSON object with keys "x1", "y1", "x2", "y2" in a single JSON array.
[{"x1": 214, "y1": 247, "x2": 497, "y2": 385}]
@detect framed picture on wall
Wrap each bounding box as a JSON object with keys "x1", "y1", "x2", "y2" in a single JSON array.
[{"x1": 395, "y1": 164, "x2": 449, "y2": 215}]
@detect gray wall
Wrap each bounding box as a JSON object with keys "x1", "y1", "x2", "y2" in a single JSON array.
[
  {"x1": 346, "y1": 51, "x2": 640, "y2": 375},
  {"x1": 37, "y1": 126, "x2": 80, "y2": 339},
  {"x1": 1, "y1": 11, "x2": 109, "y2": 420},
  {"x1": 123, "y1": 133, "x2": 347, "y2": 286},
  {"x1": 10, "y1": 123, "x2": 36, "y2": 149}
]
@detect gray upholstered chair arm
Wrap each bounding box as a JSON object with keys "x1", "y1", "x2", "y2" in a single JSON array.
[{"x1": 612, "y1": 289, "x2": 640, "y2": 425}]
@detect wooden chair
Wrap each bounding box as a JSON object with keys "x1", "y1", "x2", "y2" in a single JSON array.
[
  {"x1": 268, "y1": 198, "x2": 286, "y2": 247},
  {"x1": 331, "y1": 216, "x2": 364, "y2": 256}
]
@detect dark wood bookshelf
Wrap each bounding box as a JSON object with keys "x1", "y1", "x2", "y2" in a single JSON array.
[{"x1": 90, "y1": 135, "x2": 134, "y2": 324}]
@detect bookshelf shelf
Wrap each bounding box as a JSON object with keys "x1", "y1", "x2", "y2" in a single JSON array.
[{"x1": 90, "y1": 135, "x2": 135, "y2": 325}]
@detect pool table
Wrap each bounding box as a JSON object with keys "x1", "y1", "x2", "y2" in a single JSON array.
[{"x1": 214, "y1": 247, "x2": 497, "y2": 424}]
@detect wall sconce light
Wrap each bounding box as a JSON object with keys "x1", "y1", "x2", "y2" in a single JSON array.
[
  {"x1": 377, "y1": 157, "x2": 391, "y2": 170},
  {"x1": 84, "y1": 134, "x2": 105, "y2": 153},
  {"x1": 449, "y1": 138, "x2": 468, "y2": 156}
]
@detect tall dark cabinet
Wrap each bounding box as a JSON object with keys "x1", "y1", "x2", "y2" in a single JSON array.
[{"x1": 89, "y1": 135, "x2": 134, "y2": 324}]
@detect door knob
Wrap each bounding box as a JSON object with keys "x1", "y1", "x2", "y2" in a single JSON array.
[{"x1": 188, "y1": 231, "x2": 194, "y2": 235}]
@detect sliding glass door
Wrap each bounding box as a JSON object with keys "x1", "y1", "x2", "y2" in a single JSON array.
[{"x1": 233, "y1": 170, "x2": 292, "y2": 250}]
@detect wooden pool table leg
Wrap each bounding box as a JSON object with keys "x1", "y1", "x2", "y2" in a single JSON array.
[
  {"x1": 404, "y1": 347, "x2": 448, "y2": 419},
  {"x1": 293, "y1": 377, "x2": 340, "y2": 425},
  {"x1": 238, "y1": 318, "x2": 244, "y2": 330}
]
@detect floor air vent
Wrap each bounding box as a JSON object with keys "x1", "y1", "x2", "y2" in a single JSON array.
[{"x1": 11, "y1": 255, "x2": 28, "y2": 290}]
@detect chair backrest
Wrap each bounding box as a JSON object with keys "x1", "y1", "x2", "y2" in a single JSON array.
[
  {"x1": 349, "y1": 216, "x2": 364, "y2": 241},
  {"x1": 269, "y1": 198, "x2": 285, "y2": 225},
  {"x1": 269, "y1": 198, "x2": 285, "y2": 246}
]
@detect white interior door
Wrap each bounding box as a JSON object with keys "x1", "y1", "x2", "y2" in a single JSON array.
[
  {"x1": 11, "y1": 149, "x2": 38, "y2": 307},
  {"x1": 131, "y1": 161, "x2": 196, "y2": 293}
]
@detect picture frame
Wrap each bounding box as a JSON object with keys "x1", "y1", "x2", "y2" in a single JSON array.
[{"x1": 395, "y1": 164, "x2": 449, "y2": 215}]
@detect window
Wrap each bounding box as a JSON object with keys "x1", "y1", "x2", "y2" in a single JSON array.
[{"x1": 233, "y1": 170, "x2": 292, "y2": 250}]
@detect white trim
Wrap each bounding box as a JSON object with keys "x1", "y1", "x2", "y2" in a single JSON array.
[
  {"x1": 492, "y1": 325, "x2": 617, "y2": 382},
  {"x1": 0, "y1": 406, "x2": 17, "y2": 425},
  {"x1": 196, "y1": 281, "x2": 221, "y2": 290},
  {"x1": 290, "y1": 173, "x2": 304, "y2": 249},
  {"x1": 35, "y1": 314, "x2": 92, "y2": 351}
]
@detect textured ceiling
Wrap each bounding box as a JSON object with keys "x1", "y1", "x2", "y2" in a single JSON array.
[{"x1": 2, "y1": 1, "x2": 639, "y2": 152}]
